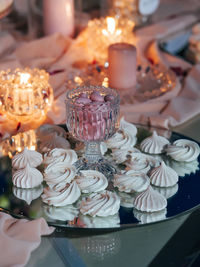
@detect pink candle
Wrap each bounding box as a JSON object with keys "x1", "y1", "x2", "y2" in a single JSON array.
[
  {"x1": 43, "y1": 0, "x2": 74, "y2": 37},
  {"x1": 108, "y1": 43, "x2": 137, "y2": 90}
]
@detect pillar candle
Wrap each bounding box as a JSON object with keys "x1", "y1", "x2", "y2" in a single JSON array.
[
  {"x1": 43, "y1": 0, "x2": 74, "y2": 37},
  {"x1": 108, "y1": 43, "x2": 137, "y2": 90}
]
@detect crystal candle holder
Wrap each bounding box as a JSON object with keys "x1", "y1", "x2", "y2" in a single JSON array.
[
  {"x1": 0, "y1": 68, "x2": 54, "y2": 122},
  {"x1": 65, "y1": 85, "x2": 120, "y2": 175},
  {"x1": 86, "y1": 16, "x2": 135, "y2": 63}
]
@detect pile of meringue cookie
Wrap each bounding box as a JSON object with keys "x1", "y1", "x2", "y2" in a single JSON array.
[{"x1": 11, "y1": 118, "x2": 200, "y2": 226}]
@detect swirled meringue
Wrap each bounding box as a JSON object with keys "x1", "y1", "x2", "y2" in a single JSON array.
[
  {"x1": 119, "y1": 117, "x2": 137, "y2": 136},
  {"x1": 117, "y1": 191, "x2": 135, "y2": 208},
  {"x1": 113, "y1": 170, "x2": 150, "y2": 193},
  {"x1": 42, "y1": 181, "x2": 81, "y2": 206},
  {"x1": 12, "y1": 147, "x2": 43, "y2": 169},
  {"x1": 165, "y1": 139, "x2": 200, "y2": 162},
  {"x1": 77, "y1": 214, "x2": 120, "y2": 228},
  {"x1": 76, "y1": 170, "x2": 108, "y2": 193},
  {"x1": 169, "y1": 160, "x2": 199, "y2": 177},
  {"x1": 133, "y1": 208, "x2": 167, "y2": 224},
  {"x1": 150, "y1": 161, "x2": 178, "y2": 187},
  {"x1": 107, "y1": 130, "x2": 137, "y2": 150},
  {"x1": 112, "y1": 148, "x2": 140, "y2": 164},
  {"x1": 12, "y1": 165, "x2": 43, "y2": 188},
  {"x1": 140, "y1": 131, "x2": 170, "y2": 154},
  {"x1": 152, "y1": 184, "x2": 178, "y2": 199},
  {"x1": 44, "y1": 162, "x2": 77, "y2": 188},
  {"x1": 126, "y1": 152, "x2": 159, "y2": 173},
  {"x1": 37, "y1": 124, "x2": 67, "y2": 138},
  {"x1": 39, "y1": 132, "x2": 70, "y2": 153},
  {"x1": 43, "y1": 148, "x2": 78, "y2": 166},
  {"x1": 12, "y1": 185, "x2": 43, "y2": 205},
  {"x1": 80, "y1": 190, "x2": 120, "y2": 217},
  {"x1": 43, "y1": 204, "x2": 79, "y2": 221},
  {"x1": 134, "y1": 186, "x2": 167, "y2": 212}
]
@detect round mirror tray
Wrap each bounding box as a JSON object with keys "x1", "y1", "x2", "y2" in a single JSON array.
[{"x1": 0, "y1": 124, "x2": 199, "y2": 232}]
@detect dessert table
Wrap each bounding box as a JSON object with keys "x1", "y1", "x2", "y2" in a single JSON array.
[{"x1": 0, "y1": 0, "x2": 200, "y2": 266}]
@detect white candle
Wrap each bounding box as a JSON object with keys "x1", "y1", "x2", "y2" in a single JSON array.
[
  {"x1": 43, "y1": 0, "x2": 74, "y2": 37},
  {"x1": 108, "y1": 43, "x2": 137, "y2": 90}
]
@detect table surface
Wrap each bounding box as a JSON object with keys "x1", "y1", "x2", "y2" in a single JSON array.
[{"x1": 26, "y1": 115, "x2": 200, "y2": 267}]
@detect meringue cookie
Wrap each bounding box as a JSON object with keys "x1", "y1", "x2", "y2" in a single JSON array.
[
  {"x1": 169, "y1": 160, "x2": 199, "y2": 177},
  {"x1": 126, "y1": 152, "x2": 159, "y2": 173},
  {"x1": 150, "y1": 161, "x2": 178, "y2": 187},
  {"x1": 43, "y1": 148, "x2": 78, "y2": 166},
  {"x1": 12, "y1": 165, "x2": 43, "y2": 188},
  {"x1": 113, "y1": 170, "x2": 150, "y2": 193},
  {"x1": 76, "y1": 170, "x2": 108, "y2": 193},
  {"x1": 44, "y1": 162, "x2": 77, "y2": 188},
  {"x1": 43, "y1": 204, "x2": 79, "y2": 221},
  {"x1": 140, "y1": 131, "x2": 170, "y2": 154},
  {"x1": 77, "y1": 214, "x2": 120, "y2": 228},
  {"x1": 80, "y1": 190, "x2": 120, "y2": 217},
  {"x1": 119, "y1": 117, "x2": 137, "y2": 136},
  {"x1": 40, "y1": 132, "x2": 70, "y2": 153},
  {"x1": 12, "y1": 147, "x2": 43, "y2": 169},
  {"x1": 100, "y1": 142, "x2": 108, "y2": 155},
  {"x1": 13, "y1": 185, "x2": 43, "y2": 205},
  {"x1": 42, "y1": 181, "x2": 81, "y2": 207},
  {"x1": 165, "y1": 139, "x2": 200, "y2": 162},
  {"x1": 107, "y1": 130, "x2": 137, "y2": 150},
  {"x1": 133, "y1": 208, "x2": 167, "y2": 224},
  {"x1": 153, "y1": 184, "x2": 179, "y2": 199},
  {"x1": 134, "y1": 186, "x2": 167, "y2": 212},
  {"x1": 112, "y1": 148, "x2": 140, "y2": 164}
]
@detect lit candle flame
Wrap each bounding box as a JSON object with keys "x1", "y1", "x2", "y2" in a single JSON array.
[
  {"x1": 102, "y1": 17, "x2": 122, "y2": 37},
  {"x1": 20, "y1": 73, "x2": 31, "y2": 84}
]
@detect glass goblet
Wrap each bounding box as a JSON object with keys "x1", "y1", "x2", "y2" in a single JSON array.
[{"x1": 65, "y1": 85, "x2": 120, "y2": 175}]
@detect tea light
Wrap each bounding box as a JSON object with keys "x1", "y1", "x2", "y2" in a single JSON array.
[
  {"x1": 108, "y1": 43, "x2": 137, "y2": 90},
  {"x1": 0, "y1": 68, "x2": 53, "y2": 122},
  {"x1": 43, "y1": 0, "x2": 74, "y2": 37},
  {"x1": 86, "y1": 16, "x2": 135, "y2": 63}
]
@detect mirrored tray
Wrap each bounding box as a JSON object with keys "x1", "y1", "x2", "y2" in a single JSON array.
[{"x1": 0, "y1": 125, "x2": 199, "y2": 231}]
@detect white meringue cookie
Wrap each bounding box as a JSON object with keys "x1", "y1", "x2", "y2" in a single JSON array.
[
  {"x1": 100, "y1": 142, "x2": 108, "y2": 155},
  {"x1": 13, "y1": 185, "x2": 43, "y2": 205},
  {"x1": 42, "y1": 181, "x2": 81, "y2": 207},
  {"x1": 76, "y1": 170, "x2": 108, "y2": 193},
  {"x1": 133, "y1": 208, "x2": 167, "y2": 224},
  {"x1": 43, "y1": 148, "x2": 78, "y2": 166},
  {"x1": 40, "y1": 132, "x2": 70, "y2": 153},
  {"x1": 112, "y1": 148, "x2": 140, "y2": 164},
  {"x1": 43, "y1": 204, "x2": 79, "y2": 221},
  {"x1": 80, "y1": 190, "x2": 120, "y2": 217},
  {"x1": 44, "y1": 162, "x2": 77, "y2": 188},
  {"x1": 119, "y1": 117, "x2": 137, "y2": 136},
  {"x1": 12, "y1": 147, "x2": 43, "y2": 169},
  {"x1": 107, "y1": 131, "x2": 137, "y2": 150},
  {"x1": 134, "y1": 186, "x2": 167, "y2": 212},
  {"x1": 169, "y1": 160, "x2": 199, "y2": 177},
  {"x1": 77, "y1": 214, "x2": 120, "y2": 228},
  {"x1": 126, "y1": 152, "x2": 159, "y2": 173},
  {"x1": 165, "y1": 139, "x2": 200, "y2": 162},
  {"x1": 113, "y1": 170, "x2": 150, "y2": 193},
  {"x1": 12, "y1": 165, "x2": 43, "y2": 188},
  {"x1": 153, "y1": 184, "x2": 179, "y2": 199},
  {"x1": 140, "y1": 131, "x2": 170, "y2": 154},
  {"x1": 150, "y1": 161, "x2": 178, "y2": 187}
]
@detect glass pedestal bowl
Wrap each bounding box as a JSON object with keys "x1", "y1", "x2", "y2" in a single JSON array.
[{"x1": 65, "y1": 85, "x2": 120, "y2": 176}]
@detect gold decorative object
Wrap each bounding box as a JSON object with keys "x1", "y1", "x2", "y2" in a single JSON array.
[{"x1": 0, "y1": 68, "x2": 53, "y2": 123}]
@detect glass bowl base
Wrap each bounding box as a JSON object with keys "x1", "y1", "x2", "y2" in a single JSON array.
[{"x1": 74, "y1": 157, "x2": 117, "y2": 178}]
